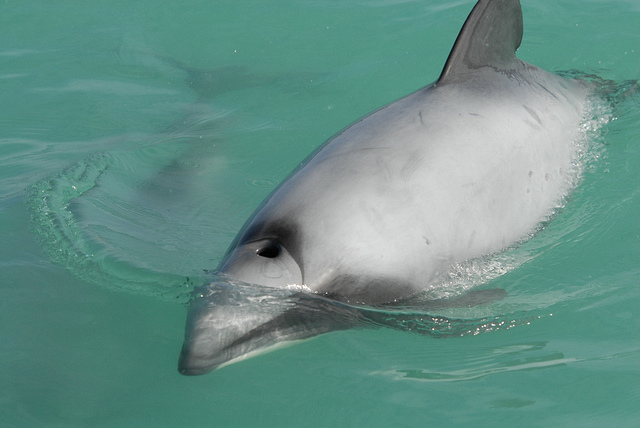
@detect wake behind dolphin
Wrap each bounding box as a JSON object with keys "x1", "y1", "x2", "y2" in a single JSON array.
[{"x1": 179, "y1": 0, "x2": 598, "y2": 375}]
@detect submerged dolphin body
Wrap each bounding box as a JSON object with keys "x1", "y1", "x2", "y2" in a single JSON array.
[{"x1": 179, "y1": 0, "x2": 593, "y2": 374}]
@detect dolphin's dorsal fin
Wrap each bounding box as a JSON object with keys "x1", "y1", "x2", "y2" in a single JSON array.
[{"x1": 438, "y1": 0, "x2": 523, "y2": 83}]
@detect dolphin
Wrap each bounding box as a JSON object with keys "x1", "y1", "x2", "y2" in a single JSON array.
[{"x1": 178, "y1": 0, "x2": 593, "y2": 375}]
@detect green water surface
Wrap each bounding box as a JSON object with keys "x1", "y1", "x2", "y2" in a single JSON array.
[{"x1": 1, "y1": 1, "x2": 639, "y2": 427}]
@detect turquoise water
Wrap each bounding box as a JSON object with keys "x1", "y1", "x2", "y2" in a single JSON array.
[{"x1": 2, "y1": 0, "x2": 639, "y2": 426}]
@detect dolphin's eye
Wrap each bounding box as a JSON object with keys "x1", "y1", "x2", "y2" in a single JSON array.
[{"x1": 257, "y1": 243, "x2": 280, "y2": 258}]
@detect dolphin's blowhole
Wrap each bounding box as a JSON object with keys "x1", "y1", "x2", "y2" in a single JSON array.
[{"x1": 257, "y1": 243, "x2": 281, "y2": 259}]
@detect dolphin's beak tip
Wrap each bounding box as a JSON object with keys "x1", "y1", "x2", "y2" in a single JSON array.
[
  {"x1": 177, "y1": 362, "x2": 216, "y2": 376},
  {"x1": 177, "y1": 350, "x2": 216, "y2": 376}
]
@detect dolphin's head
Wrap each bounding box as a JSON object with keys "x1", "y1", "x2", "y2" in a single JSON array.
[{"x1": 178, "y1": 217, "x2": 316, "y2": 375}]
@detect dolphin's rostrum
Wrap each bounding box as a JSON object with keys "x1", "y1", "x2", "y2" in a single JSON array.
[{"x1": 179, "y1": 0, "x2": 594, "y2": 375}]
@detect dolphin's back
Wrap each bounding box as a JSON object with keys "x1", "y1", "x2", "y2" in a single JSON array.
[{"x1": 238, "y1": 0, "x2": 591, "y2": 303}]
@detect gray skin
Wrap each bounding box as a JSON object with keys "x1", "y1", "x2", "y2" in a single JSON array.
[{"x1": 178, "y1": 0, "x2": 592, "y2": 375}]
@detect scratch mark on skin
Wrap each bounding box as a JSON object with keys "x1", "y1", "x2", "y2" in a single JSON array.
[
  {"x1": 400, "y1": 151, "x2": 424, "y2": 181},
  {"x1": 536, "y1": 82, "x2": 560, "y2": 101},
  {"x1": 522, "y1": 104, "x2": 543, "y2": 126}
]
